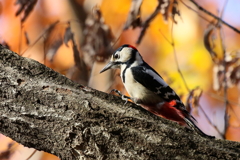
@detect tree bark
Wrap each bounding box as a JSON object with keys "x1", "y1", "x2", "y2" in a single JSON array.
[{"x1": 0, "y1": 44, "x2": 239, "y2": 160}]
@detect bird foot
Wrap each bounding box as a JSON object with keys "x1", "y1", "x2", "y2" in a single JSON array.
[{"x1": 110, "y1": 89, "x2": 131, "y2": 105}]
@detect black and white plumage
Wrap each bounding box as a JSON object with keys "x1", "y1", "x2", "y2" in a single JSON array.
[{"x1": 100, "y1": 44, "x2": 214, "y2": 138}]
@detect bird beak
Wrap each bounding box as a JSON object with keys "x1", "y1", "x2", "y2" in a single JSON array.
[{"x1": 100, "y1": 61, "x2": 116, "y2": 73}]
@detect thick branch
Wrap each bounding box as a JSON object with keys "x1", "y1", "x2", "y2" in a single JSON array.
[{"x1": 0, "y1": 44, "x2": 240, "y2": 159}]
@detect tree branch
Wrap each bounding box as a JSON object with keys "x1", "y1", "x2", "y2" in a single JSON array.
[
  {"x1": 0, "y1": 45, "x2": 240, "y2": 159},
  {"x1": 188, "y1": 0, "x2": 240, "y2": 34}
]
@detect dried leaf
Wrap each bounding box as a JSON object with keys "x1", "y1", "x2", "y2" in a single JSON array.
[
  {"x1": 64, "y1": 24, "x2": 89, "y2": 85},
  {"x1": 81, "y1": 8, "x2": 114, "y2": 67},
  {"x1": 44, "y1": 21, "x2": 72, "y2": 62},
  {"x1": 161, "y1": 0, "x2": 170, "y2": 21},
  {"x1": 161, "y1": 0, "x2": 180, "y2": 23},
  {"x1": 212, "y1": 51, "x2": 240, "y2": 90},
  {"x1": 227, "y1": 51, "x2": 240, "y2": 85},
  {"x1": 71, "y1": 31, "x2": 81, "y2": 70},
  {"x1": 136, "y1": 0, "x2": 162, "y2": 44},
  {"x1": 63, "y1": 23, "x2": 73, "y2": 47},
  {"x1": 171, "y1": 0, "x2": 180, "y2": 23},
  {"x1": 186, "y1": 87, "x2": 203, "y2": 115},
  {"x1": 15, "y1": 0, "x2": 38, "y2": 22},
  {"x1": 136, "y1": 0, "x2": 180, "y2": 44},
  {"x1": 203, "y1": 24, "x2": 218, "y2": 63},
  {"x1": 124, "y1": 0, "x2": 143, "y2": 30},
  {"x1": 0, "y1": 142, "x2": 17, "y2": 159},
  {"x1": 213, "y1": 64, "x2": 222, "y2": 91},
  {"x1": 66, "y1": 37, "x2": 89, "y2": 86},
  {"x1": 67, "y1": 39, "x2": 89, "y2": 85},
  {"x1": 24, "y1": 31, "x2": 30, "y2": 45},
  {"x1": 224, "y1": 51, "x2": 240, "y2": 65},
  {"x1": 229, "y1": 65, "x2": 240, "y2": 85}
]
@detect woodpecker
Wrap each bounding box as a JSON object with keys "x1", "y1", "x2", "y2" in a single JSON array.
[{"x1": 100, "y1": 44, "x2": 214, "y2": 138}]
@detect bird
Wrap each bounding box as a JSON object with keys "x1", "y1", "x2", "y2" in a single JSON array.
[{"x1": 100, "y1": 44, "x2": 214, "y2": 138}]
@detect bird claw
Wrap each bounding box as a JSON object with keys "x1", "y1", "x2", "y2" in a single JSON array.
[
  {"x1": 110, "y1": 89, "x2": 131, "y2": 105},
  {"x1": 123, "y1": 97, "x2": 129, "y2": 105}
]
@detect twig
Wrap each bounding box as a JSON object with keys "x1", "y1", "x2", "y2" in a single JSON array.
[
  {"x1": 180, "y1": 0, "x2": 212, "y2": 24},
  {"x1": 166, "y1": 22, "x2": 224, "y2": 136},
  {"x1": 228, "y1": 103, "x2": 240, "y2": 126},
  {"x1": 158, "y1": 29, "x2": 171, "y2": 44},
  {"x1": 26, "y1": 149, "x2": 37, "y2": 160},
  {"x1": 187, "y1": 0, "x2": 240, "y2": 34},
  {"x1": 219, "y1": 0, "x2": 229, "y2": 138},
  {"x1": 170, "y1": 22, "x2": 190, "y2": 92},
  {"x1": 20, "y1": 19, "x2": 81, "y2": 57},
  {"x1": 205, "y1": 92, "x2": 240, "y2": 107},
  {"x1": 159, "y1": 24, "x2": 190, "y2": 92},
  {"x1": 187, "y1": 88, "x2": 223, "y2": 138},
  {"x1": 20, "y1": 20, "x2": 60, "y2": 57},
  {"x1": 123, "y1": 0, "x2": 143, "y2": 30},
  {"x1": 136, "y1": 0, "x2": 161, "y2": 44},
  {"x1": 112, "y1": 32, "x2": 122, "y2": 48},
  {"x1": 19, "y1": 18, "x2": 23, "y2": 55},
  {"x1": 198, "y1": 105, "x2": 224, "y2": 138}
]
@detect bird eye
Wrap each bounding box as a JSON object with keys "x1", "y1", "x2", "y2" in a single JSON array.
[{"x1": 114, "y1": 54, "x2": 119, "y2": 59}]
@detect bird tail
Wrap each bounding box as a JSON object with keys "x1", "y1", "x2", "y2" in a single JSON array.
[{"x1": 184, "y1": 117, "x2": 215, "y2": 139}]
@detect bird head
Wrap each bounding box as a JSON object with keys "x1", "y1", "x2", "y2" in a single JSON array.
[{"x1": 100, "y1": 44, "x2": 142, "y2": 73}]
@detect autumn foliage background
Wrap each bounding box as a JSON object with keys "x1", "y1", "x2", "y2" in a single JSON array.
[{"x1": 1, "y1": 0, "x2": 240, "y2": 159}]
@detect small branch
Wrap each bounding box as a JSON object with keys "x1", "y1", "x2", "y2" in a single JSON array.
[
  {"x1": 170, "y1": 22, "x2": 190, "y2": 92},
  {"x1": 198, "y1": 105, "x2": 224, "y2": 138},
  {"x1": 180, "y1": 0, "x2": 211, "y2": 24},
  {"x1": 26, "y1": 149, "x2": 37, "y2": 160},
  {"x1": 186, "y1": 88, "x2": 223, "y2": 138},
  {"x1": 20, "y1": 19, "x2": 81, "y2": 57},
  {"x1": 136, "y1": 0, "x2": 161, "y2": 44},
  {"x1": 18, "y1": 18, "x2": 23, "y2": 54},
  {"x1": 228, "y1": 103, "x2": 240, "y2": 127},
  {"x1": 188, "y1": 0, "x2": 240, "y2": 34},
  {"x1": 20, "y1": 21, "x2": 60, "y2": 56},
  {"x1": 123, "y1": 0, "x2": 143, "y2": 30},
  {"x1": 206, "y1": 92, "x2": 240, "y2": 107},
  {"x1": 219, "y1": 0, "x2": 229, "y2": 138},
  {"x1": 159, "y1": 23, "x2": 190, "y2": 92}
]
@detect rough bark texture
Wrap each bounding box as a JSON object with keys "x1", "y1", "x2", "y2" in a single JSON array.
[{"x1": 0, "y1": 44, "x2": 240, "y2": 160}]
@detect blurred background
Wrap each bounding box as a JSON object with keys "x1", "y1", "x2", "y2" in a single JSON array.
[{"x1": 0, "y1": 0, "x2": 240, "y2": 159}]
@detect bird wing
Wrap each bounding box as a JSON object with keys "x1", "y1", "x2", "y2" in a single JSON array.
[
  {"x1": 131, "y1": 63, "x2": 197, "y2": 122},
  {"x1": 131, "y1": 64, "x2": 183, "y2": 105}
]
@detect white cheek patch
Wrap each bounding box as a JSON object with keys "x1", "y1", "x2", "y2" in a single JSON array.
[
  {"x1": 119, "y1": 48, "x2": 131, "y2": 62},
  {"x1": 120, "y1": 55, "x2": 129, "y2": 62}
]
